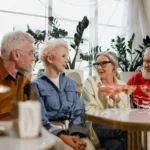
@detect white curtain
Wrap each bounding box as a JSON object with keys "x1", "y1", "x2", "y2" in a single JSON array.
[{"x1": 125, "y1": 0, "x2": 150, "y2": 50}]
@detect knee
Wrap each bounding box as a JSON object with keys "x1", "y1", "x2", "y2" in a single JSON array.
[
  {"x1": 103, "y1": 139, "x2": 125, "y2": 150},
  {"x1": 81, "y1": 137, "x2": 96, "y2": 150}
]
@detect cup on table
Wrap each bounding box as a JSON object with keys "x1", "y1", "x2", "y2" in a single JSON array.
[{"x1": 13, "y1": 101, "x2": 41, "y2": 139}]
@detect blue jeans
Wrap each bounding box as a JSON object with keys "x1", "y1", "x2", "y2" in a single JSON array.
[{"x1": 92, "y1": 123, "x2": 127, "y2": 150}]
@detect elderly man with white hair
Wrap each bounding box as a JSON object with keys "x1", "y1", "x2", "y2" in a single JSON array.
[
  {"x1": 0, "y1": 30, "x2": 35, "y2": 120},
  {"x1": 127, "y1": 47, "x2": 150, "y2": 108}
]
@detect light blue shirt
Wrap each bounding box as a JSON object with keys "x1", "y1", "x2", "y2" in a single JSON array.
[{"x1": 32, "y1": 72, "x2": 88, "y2": 136}]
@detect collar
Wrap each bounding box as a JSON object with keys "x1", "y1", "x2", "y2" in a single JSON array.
[
  {"x1": 41, "y1": 71, "x2": 65, "y2": 79},
  {"x1": 0, "y1": 57, "x2": 23, "y2": 80},
  {"x1": 0, "y1": 57, "x2": 10, "y2": 80}
]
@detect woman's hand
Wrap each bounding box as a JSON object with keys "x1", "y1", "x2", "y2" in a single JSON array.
[
  {"x1": 72, "y1": 135, "x2": 87, "y2": 150},
  {"x1": 59, "y1": 134, "x2": 86, "y2": 150},
  {"x1": 110, "y1": 94, "x2": 121, "y2": 103}
]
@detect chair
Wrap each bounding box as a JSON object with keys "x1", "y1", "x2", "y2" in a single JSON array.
[{"x1": 65, "y1": 70, "x2": 83, "y2": 96}]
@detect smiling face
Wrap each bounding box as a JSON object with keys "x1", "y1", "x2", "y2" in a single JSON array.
[
  {"x1": 142, "y1": 50, "x2": 150, "y2": 79},
  {"x1": 49, "y1": 46, "x2": 68, "y2": 73},
  {"x1": 96, "y1": 55, "x2": 115, "y2": 80}
]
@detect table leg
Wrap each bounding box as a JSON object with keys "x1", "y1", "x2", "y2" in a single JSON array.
[
  {"x1": 144, "y1": 131, "x2": 147, "y2": 150},
  {"x1": 131, "y1": 131, "x2": 136, "y2": 150},
  {"x1": 128, "y1": 131, "x2": 142, "y2": 150},
  {"x1": 128, "y1": 131, "x2": 131, "y2": 150},
  {"x1": 136, "y1": 131, "x2": 142, "y2": 150}
]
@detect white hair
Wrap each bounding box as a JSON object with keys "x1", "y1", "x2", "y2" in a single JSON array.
[
  {"x1": 1, "y1": 30, "x2": 35, "y2": 58},
  {"x1": 39, "y1": 38, "x2": 68, "y2": 66},
  {"x1": 142, "y1": 48, "x2": 150, "y2": 79},
  {"x1": 144, "y1": 47, "x2": 150, "y2": 56}
]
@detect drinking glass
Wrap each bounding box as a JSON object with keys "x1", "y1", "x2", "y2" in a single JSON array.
[
  {"x1": 122, "y1": 85, "x2": 136, "y2": 108},
  {"x1": 110, "y1": 84, "x2": 124, "y2": 108},
  {"x1": 140, "y1": 85, "x2": 150, "y2": 109},
  {"x1": 98, "y1": 83, "x2": 114, "y2": 109}
]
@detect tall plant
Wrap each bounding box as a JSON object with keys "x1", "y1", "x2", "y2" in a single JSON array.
[
  {"x1": 26, "y1": 16, "x2": 68, "y2": 64},
  {"x1": 111, "y1": 34, "x2": 150, "y2": 71},
  {"x1": 80, "y1": 46, "x2": 103, "y2": 62},
  {"x1": 27, "y1": 16, "x2": 89, "y2": 69},
  {"x1": 66, "y1": 16, "x2": 89, "y2": 69},
  {"x1": 110, "y1": 34, "x2": 135, "y2": 71}
]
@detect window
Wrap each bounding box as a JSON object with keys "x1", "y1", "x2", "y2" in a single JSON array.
[
  {"x1": 0, "y1": 0, "x2": 127, "y2": 77},
  {"x1": 0, "y1": 0, "x2": 48, "y2": 42}
]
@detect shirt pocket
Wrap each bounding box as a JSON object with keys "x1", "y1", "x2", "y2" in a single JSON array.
[
  {"x1": 64, "y1": 86, "x2": 78, "y2": 102},
  {"x1": 40, "y1": 90, "x2": 60, "y2": 111}
]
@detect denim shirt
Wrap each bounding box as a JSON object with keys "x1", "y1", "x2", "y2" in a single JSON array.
[{"x1": 32, "y1": 72, "x2": 88, "y2": 136}]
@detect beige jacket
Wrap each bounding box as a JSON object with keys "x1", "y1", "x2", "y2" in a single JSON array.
[
  {"x1": 81, "y1": 74, "x2": 128, "y2": 115},
  {"x1": 81, "y1": 74, "x2": 128, "y2": 147}
]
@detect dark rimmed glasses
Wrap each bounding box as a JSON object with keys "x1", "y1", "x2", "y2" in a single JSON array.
[{"x1": 93, "y1": 61, "x2": 111, "y2": 69}]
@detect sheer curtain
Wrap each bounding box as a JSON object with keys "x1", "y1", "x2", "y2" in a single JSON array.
[{"x1": 125, "y1": 0, "x2": 150, "y2": 50}]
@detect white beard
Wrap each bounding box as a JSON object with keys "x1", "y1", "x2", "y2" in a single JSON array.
[{"x1": 142, "y1": 68, "x2": 150, "y2": 79}]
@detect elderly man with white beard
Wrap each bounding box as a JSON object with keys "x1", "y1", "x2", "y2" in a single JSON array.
[{"x1": 127, "y1": 47, "x2": 150, "y2": 108}]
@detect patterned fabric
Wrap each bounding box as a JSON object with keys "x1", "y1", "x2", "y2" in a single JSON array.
[{"x1": 127, "y1": 72, "x2": 150, "y2": 107}]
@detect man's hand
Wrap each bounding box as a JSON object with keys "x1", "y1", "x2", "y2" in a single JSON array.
[{"x1": 58, "y1": 134, "x2": 86, "y2": 150}]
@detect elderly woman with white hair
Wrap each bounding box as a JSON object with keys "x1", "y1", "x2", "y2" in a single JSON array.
[
  {"x1": 31, "y1": 39, "x2": 96, "y2": 150},
  {"x1": 81, "y1": 51, "x2": 128, "y2": 150}
]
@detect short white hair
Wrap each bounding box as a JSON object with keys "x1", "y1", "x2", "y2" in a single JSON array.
[
  {"x1": 1, "y1": 30, "x2": 35, "y2": 58},
  {"x1": 142, "y1": 47, "x2": 150, "y2": 79},
  {"x1": 39, "y1": 38, "x2": 68, "y2": 66}
]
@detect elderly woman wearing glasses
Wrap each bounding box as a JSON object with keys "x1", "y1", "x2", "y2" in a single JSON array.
[{"x1": 81, "y1": 51, "x2": 127, "y2": 150}]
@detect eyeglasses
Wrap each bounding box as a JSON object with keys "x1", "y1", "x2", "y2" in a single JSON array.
[
  {"x1": 93, "y1": 61, "x2": 111, "y2": 69},
  {"x1": 16, "y1": 49, "x2": 34, "y2": 57}
]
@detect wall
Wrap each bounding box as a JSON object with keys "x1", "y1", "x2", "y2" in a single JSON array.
[{"x1": 143, "y1": 0, "x2": 150, "y2": 35}]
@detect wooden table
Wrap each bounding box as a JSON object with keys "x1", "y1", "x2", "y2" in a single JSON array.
[{"x1": 86, "y1": 108, "x2": 150, "y2": 150}]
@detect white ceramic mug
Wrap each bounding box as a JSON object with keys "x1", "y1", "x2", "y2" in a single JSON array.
[{"x1": 18, "y1": 101, "x2": 41, "y2": 138}]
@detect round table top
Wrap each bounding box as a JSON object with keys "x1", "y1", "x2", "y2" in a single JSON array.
[
  {"x1": 86, "y1": 108, "x2": 150, "y2": 131},
  {"x1": 0, "y1": 121, "x2": 56, "y2": 150}
]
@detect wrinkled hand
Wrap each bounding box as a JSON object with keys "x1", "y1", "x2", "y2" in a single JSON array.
[
  {"x1": 59, "y1": 134, "x2": 86, "y2": 150},
  {"x1": 72, "y1": 135, "x2": 86, "y2": 150}
]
